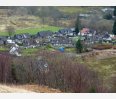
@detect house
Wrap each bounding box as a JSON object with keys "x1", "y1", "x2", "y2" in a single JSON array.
[
  {"x1": 102, "y1": 33, "x2": 112, "y2": 42},
  {"x1": 79, "y1": 14, "x2": 90, "y2": 18},
  {"x1": 58, "y1": 28, "x2": 75, "y2": 37},
  {"x1": 78, "y1": 28, "x2": 90, "y2": 36},
  {"x1": 0, "y1": 36, "x2": 7, "y2": 45},
  {"x1": 13, "y1": 33, "x2": 31, "y2": 40},
  {"x1": 37, "y1": 30, "x2": 53, "y2": 38},
  {"x1": 50, "y1": 37, "x2": 73, "y2": 47},
  {"x1": 13, "y1": 33, "x2": 31, "y2": 45},
  {"x1": 101, "y1": 8, "x2": 114, "y2": 12}
]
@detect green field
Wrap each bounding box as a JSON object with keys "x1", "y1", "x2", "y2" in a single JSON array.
[
  {"x1": 58, "y1": 7, "x2": 103, "y2": 14},
  {"x1": 0, "y1": 47, "x2": 8, "y2": 51},
  {"x1": 0, "y1": 25, "x2": 62, "y2": 36}
]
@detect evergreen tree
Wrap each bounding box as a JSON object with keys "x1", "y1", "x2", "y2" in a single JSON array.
[
  {"x1": 75, "y1": 15, "x2": 81, "y2": 35},
  {"x1": 76, "y1": 39, "x2": 83, "y2": 53},
  {"x1": 113, "y1": 6, "x2": 116, "y2": 16},
  {"x1": 112, "y1": 20, "x2": 116, "y2": 35}
]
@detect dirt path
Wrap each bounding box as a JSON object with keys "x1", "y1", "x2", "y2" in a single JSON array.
[
  {"x1": 0, "y1": 84, "x2": 61, "y2": 93},
  {"x1": 0, "y1": 84, "x2": 34, "y2": 93}
]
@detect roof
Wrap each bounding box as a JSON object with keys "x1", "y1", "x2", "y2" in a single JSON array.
[
  {"x1": 37, "y1": 30, "x2": 53, "y2": 37},
  {"x1": 80, "y1": 28, "x2": 90, "y2": 34},
  {"x1": 0, "y1": 36, "x2": 7, "y2": 40},
  {"x1": 14, "y1": 33, "x2": 31, "y2": 40},
  {"x1": 58, "y1": 28, "x2": 73, "y2": 34}
]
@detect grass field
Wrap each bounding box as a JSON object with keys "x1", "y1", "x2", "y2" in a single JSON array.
[
  {"x1": 21, "y1": 48, "x2": 39, "y2": 56},
  {"x1": 79, "y1": 56, "x2": 116, "y2": 80},
  {"x1": 57, "y1": 7, "x2": 103, "y2": 14},
  {"x1": 0, "y1": 46, "x2": 9, "y2": 51},
  {"x1": 0, "y1": 25, "x2": 62, "y2": 36},
  {"x1": 58, "y1": 7, "x2": 88, "y2": 14}
]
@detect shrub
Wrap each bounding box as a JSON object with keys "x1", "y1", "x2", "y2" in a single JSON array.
[
  {"x1": 103, "y1": 13, "x2": 112, "y2": 20},
  {"x1": 113, "y1": 45, "x2": 116, "y2": 49},
  {"x1": 0, "y1": 53, "x2": 12, "y2": 83},
  {"x1": 12, "y1": 51, "x2": 107, "y2": 92}
]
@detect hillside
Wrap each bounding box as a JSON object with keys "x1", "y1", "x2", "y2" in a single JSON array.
[{"x1": 0, "y1": 6, "x2": 113, "y2": 35}]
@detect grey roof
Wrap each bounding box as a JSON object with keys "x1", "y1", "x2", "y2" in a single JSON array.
[
  {"x1": 58, "y1": 28, "x2": 73, "y2": 34},
  {"x1": 14, "y1": 33, "x2": 31, "y2": 40},
  {"x1": 37, "y1": 30, "x2": 53, "y2": 38}
]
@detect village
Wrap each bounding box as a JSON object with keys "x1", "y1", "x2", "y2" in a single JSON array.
[
  {"x1": 0, "y1": 7, "x2": 116, "y2": 56},
  {"x1": 0, "y1": 27, "x2": 116, "y2": 56}
]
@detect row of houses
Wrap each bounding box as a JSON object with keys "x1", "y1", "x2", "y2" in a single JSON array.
[
  {"x1": 0, "y1": 27, "x2": 116, "y2": 48},
  {"x1": 0, "y1": 28, "x2": 76, "y2": 48}
]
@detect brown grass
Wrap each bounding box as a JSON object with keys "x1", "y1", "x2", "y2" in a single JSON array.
[
  {"x1": 18, "y1": 84, "x2": 61, "y2": 93},
  {"x1": 93, "y1": 44, "x2": 112, "y2": 50}
]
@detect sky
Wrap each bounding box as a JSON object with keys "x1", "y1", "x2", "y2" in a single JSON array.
[{"x1": 0, "y1": 0, "x2": 116, "y2": 6}]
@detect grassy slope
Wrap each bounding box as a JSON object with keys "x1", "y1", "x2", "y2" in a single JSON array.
[
  {"x1": 79, "y1": 56, "x2": 116, "y2": 81},
  {"x1": 58, "y1": 7, "x2": 88, "y2": 14},
  {"x1": 0, "y1": 25, "x2": 61, "y2": 36},
  {"x1": 57, "y1": 6, "x2": 103, "y2": 14}
]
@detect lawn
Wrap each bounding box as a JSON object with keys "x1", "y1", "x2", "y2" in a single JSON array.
[
  {"x1": 0, "y1": 46, "x2": 9, "y2": 51},
  {"x1": 58, "y1": 7, "x2": 89, "y2": 14},
  {"x1": 0, "y1": 25, "x2": 62, "y2": 36},
  {"x1": 21, "y1": 47, "x2": 39, "y2": 56},
  {"x1": 21, "y1": 46, "x2": 56, "y2": 56}
]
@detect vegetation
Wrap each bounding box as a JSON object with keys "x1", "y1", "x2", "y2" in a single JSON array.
[
  {"x1": 76, "y1": 39, "x2": 83, "y2": 53},
  {"x1": 21, "y1": 48, "x2": 39, "y2": 56},
  {"x1": 0, "y1": 54, "x2": 12, "y2": 83},
  {"x1": 0, "y1": 25, "x2": 61, "y2": 36},
  {"x1": 103, "y1": 13, "x2": 112, "y2": 20},
  {"x1": 113, "y1": 7, "x2": 116, "y2": 35},
  {"x1": 11, "y1": 51, "x2": 106, "y2": 92},
  {"x1": 6, "y1": 26, "x2": 16, "y2": 36},
  {"x1": 112, "y1": 20, "x2": 116, "y2": 35},
  {"x1": 93, "y1": 44, "x2": 112, "y2": 50},
  {"x1": 113, "y1": 6, "x2": 116, "y2": 16},
  {"x1": 0, "y1": 46, "x2": 8, "y2": 51},
  {"x1": 75, "y1": 16, "x2": 81, "y2": 35}
]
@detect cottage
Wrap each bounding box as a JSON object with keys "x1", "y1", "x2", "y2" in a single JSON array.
[
  {"x1": 58, "y1": 28, "x2": 75, "y2": 37},
  {"x1": 78, "y1": 28, "x2": 90, "y2": 36},
  {"x1": 37, "y1": 30, "x2": 53, "y2": 38},
  {"x1": 79, "y1": 14, "x2": 90, "y2": 18},
  {"x1": 0, "y1": 36, "x2": 7, "y2": 45},
  {"x1": 51, "y1": 37, "x2": 73, "y2": 47},
  {"x1": 13, "y1": 33, "x2": 31, "y2": 40}
]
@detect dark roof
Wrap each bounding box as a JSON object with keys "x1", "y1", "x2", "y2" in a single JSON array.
[
  {"x1": 14, "y1": 33, "x2": 31, "y2": 40},
  {"x1": 58, "y1": 28, "x2": 74, "y2": 35},
  {"x1": 51, "y1": 37, "x2": 72, "y2": 44},
  {"x1": 37, "y1": 30, "x2": 53, "y2": 37},
  {"x1": 0, "y1": 36, "x2": 7, "y2": 40},
  {"x1": 103, "y1": 33, "x2": 110, "y2": 38}
]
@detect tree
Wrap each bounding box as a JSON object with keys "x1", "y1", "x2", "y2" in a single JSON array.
[
  {"x1": 6, "y1": 26, "x2": 15, "y2": 36},
  {"x1": 75, "y1": 16, "x2": 81, "y2": 35},
  {"x1": 103, "y1": 13, "x2": 112, "y2": 20},
  {"x1": 112, "y1": 20, "x2": 116, "y2": 35},
  {"x1": 113, "y1": 6, "x2": 116, "y2": 16},
  {"x1": 76, "y1": 39, "x2": 83, "y2": 53}
]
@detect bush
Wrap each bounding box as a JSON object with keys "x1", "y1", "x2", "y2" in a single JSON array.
[
  {"x1": 103, "y1": 13, "x2": 112, "y2": 20},
  {"x1": 113, "y1": 45, "x2": 116, "y2": 49},
  {"x1": 12, "y1": 51, "x2": 106, "y2": 92},
  {"x1": 0, "y1": 53, "x2": 12, "y2": 83}
]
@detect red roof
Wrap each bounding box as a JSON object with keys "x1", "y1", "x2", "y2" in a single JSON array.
[{"x1": 80, "y1": 28, "x2": 89, "y2": 34}]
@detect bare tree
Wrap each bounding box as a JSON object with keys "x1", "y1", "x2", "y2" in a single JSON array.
[{"x1": 6, "y1": 26, "x2": 15, "y2": 36}]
